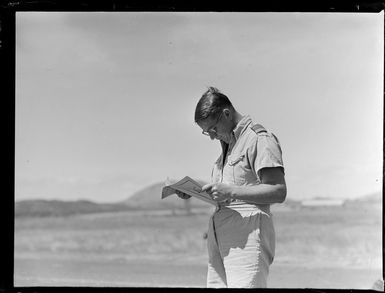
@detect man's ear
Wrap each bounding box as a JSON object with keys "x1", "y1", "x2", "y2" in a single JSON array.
[{"x1": 223, "y1": 108, "x2": 231, "y2": 119}]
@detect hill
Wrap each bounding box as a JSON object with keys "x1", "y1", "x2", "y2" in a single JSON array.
[
  {"x1": 15, "y1": 185, "x2": 381, "y2": 218},
  {"x1": 343, "y1": 191, "x2": 382, "y2": 208},
  {"x1": 122, "y1": 179, "x2": 212, "y2": 211},
  {"x1": 354, "y1": 191, "x2": 382, "y2": 203},
  {"x1": 15, "y1": 199, "x2": 134, "y2": 218},
  {"x1": 14, "y1": 178, "x2": 212, "y2": 217}
]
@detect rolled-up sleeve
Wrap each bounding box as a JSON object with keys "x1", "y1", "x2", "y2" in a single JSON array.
[{"x1": 248, "y1": 133, "x2": 284, "y2": 180}]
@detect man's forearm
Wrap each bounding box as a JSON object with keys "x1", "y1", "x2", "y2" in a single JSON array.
[{"x1": 231, "y1": 183, "x2": 286, "y2": 204}]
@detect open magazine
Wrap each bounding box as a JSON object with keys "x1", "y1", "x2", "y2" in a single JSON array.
[{"x1": 161, "y1": 176, "x2": 217, "y2": 206}]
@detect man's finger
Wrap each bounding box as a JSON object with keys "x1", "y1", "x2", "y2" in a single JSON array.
[
  {"x1": 202, "y1": 183, "x2": 215, "y2": 193},
  {"x1": 175, "y1": 190, "x2": 190, "y2": 199}
]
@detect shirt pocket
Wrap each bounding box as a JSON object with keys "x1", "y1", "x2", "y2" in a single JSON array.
[{"x1": 225, "y1": 153, "x2": 247, "y2": 185}]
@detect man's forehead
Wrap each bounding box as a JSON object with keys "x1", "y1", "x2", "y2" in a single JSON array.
[{"x1": 198, "y1": 116, "x2": 217, "y2": 128}]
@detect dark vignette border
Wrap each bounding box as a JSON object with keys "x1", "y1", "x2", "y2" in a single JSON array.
[{"x1": 0, "y1": 1, "x2": 383, "y2": 293}]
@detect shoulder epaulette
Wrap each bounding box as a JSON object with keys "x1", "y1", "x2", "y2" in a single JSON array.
[{"x1": 251, "y1": 124, "x2": 267, "y2": 134}]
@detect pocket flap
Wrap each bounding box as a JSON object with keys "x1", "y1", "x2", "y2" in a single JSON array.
[{"x1": 228, "y1": 154, "x2": 245, "y2": 166}]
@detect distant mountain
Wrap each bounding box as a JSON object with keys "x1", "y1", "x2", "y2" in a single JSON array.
[
  {"x1": 122, "y1": 179, "x2": 212, "y2": 211},
  {"x1": 15, "y1": 199, "x2": 134, "y2": 218},
  {"x1": 16, "y1": 186, "x2": 380, "y2": 218},
  {"x1": 355, "y1": 191, "x2": 382, "y2": 202},
  {"x1": 344, "y1": 191, "x2": 382, "y2": 206},
  {"x1": 122, "y1": 181, "x2": 309, "y2": 210},
  {"x1": 15, "y1": 178, "x2": 212, "y2": 218}
]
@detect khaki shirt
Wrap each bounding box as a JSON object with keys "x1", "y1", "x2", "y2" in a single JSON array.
[{"x1": 211, "y1": 115, "x2": 284, "y2": 211}]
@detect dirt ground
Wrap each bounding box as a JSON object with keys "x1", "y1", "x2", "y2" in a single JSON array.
[
  {"x1": 14, "y1": 255, "x2": 382, "y2": 289},
  {"x1": 14, "y1": 202, "x2": 382, "y2": 289}
]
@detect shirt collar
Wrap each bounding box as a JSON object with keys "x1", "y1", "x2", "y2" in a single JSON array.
[{"x1": 232, "y1": 115, "x2": 253, "y2": 141}]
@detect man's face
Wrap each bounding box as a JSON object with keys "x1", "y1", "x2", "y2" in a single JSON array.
[{"x1": 197, "y1": 111, "x2": 232, "y2": 143}]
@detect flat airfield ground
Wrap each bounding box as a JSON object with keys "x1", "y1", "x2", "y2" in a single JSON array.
[
  {"x1": 15, "y1": 256, "x2": 381, "y2": 288},
  {"x1": 14, "y1": 202, "x2": 382, "y2": 289}
]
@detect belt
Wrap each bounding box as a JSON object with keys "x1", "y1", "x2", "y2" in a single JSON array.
[
  {"x1": 217, "y1": 198, "x2": 238, "y2": 208},
  {"x1": 216, "y1": 200, "x2": 271, "y2": 214}
]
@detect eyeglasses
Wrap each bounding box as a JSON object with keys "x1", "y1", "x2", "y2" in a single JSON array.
[{"x1": 202, "y1": 112, "x2": 223, "y2": 136}]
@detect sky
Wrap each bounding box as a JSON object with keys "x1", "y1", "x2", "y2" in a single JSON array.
[{"x1": 15, "y1": 12, "x2": 383, "y2": 203}]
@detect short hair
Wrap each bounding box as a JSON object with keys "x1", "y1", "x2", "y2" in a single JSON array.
[{"x1": 194, "y1": 87, "x2": 234, "y2": 123}]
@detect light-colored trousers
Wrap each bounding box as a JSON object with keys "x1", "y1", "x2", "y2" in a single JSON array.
[{"x1": 206, "y1": 206, "x2": 275, "y2": 288}]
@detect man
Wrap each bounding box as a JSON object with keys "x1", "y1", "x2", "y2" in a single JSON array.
[{"x1": 177, "y1": 87, "x2": 286, "y2": 288}]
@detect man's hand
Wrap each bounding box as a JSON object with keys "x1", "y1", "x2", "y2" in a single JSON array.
[
  {"x1": 201, "y1": 183, "x2": 234, "y2": 202},
  {"x1": 175, "y1": 190, "x2": 191, "y2": 200}
]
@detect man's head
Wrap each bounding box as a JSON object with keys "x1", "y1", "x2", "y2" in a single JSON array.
[{"x1": 195, "y1": 87, "x2": 238, "y2": 143}]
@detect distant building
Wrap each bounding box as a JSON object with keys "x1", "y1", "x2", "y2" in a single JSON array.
[{"x1": 301, "y1": 198, "x2": 345, "y2": 207}]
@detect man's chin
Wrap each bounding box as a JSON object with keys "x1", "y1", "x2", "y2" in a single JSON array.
[{"x1": 217, "y1": 137, "x2": 230, "y2": 144}]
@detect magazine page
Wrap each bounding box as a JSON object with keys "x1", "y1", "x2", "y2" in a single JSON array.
[{"x1": 161, "y1": 176, "x2": 217, "y2": 206}]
